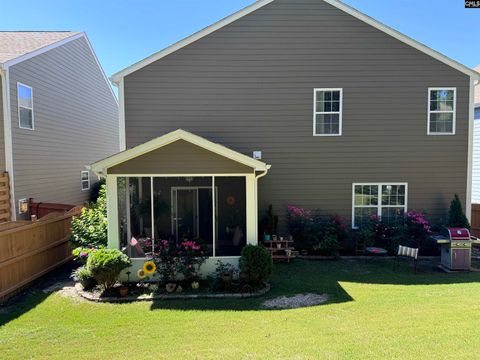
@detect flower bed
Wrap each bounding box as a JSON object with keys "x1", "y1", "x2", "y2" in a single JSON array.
[{"x1": 74, "y1": 282, "x2": 270, "y2": 302}]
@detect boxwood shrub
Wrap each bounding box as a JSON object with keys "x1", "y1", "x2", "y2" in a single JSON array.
[
  {"x1": 86, "y1": 248, "x2": 131, "y2": 289},
  {"x1": 239, "y1": 245, "x2": 273, "y2": 286}
]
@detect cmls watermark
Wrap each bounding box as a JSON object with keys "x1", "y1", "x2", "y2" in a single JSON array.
[{"x1": 465, "y1": 1, "x2": 480, "y2": 8}]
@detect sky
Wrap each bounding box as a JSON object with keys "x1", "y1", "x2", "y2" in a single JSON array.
[{"x1": 1, "y1": 0, "x2": 479, "y2": 81}]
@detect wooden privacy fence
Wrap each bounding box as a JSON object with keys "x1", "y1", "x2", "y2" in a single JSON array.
[
  {"x1": 0, "y1": 172, "x2": 11, "y2": 222},
  {"x1": 471, "y1": 204, "x2": 480, "y2": 237},
  {"x1": 0, "y1": 206, "x2": 83, "y2": 302}
]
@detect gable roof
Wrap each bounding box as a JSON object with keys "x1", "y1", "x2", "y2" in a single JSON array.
[
  {"x1": 90, "y1": 129, "x2": 271, "y2": 174},
  {"x1": 0, "y1": 31, "x2": 117, "y2": 102},
  {"x1": 110, "y1": 0, "x2": 480, "y2": 83},
  {"x1": 0, "y1": 31, "x2": 81, "y2": 65}
]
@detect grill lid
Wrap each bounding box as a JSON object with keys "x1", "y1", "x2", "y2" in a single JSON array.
[{"x1": 447, "y1": 227, "x2": 471, "y2": 240}]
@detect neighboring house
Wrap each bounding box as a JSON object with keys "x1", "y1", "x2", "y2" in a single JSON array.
[
  {"x1": 92, "y1": 0, "x2": 479, "y2": 273},
  {"x1": 0, "y1": 31, "x2": 119, "y2": 220},
  {"x1": 472, "y1": 65, "x2": 480, "y2": 203}
]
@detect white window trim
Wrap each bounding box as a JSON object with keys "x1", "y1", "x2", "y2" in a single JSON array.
[
  {"x1": 313, "y1": 88, "x2": 343, "y2": 137},
  {"x1": 81, "y1": 171, "x2": 90, "y2": 191},
  {"x1": 17, "y1": 82, "x2": 34, "y2": 130},
  {"x1": 427, "y1": 87, "x2": 456, "y2": 136},
  {"x1": 351, "y1": 182, "x2": 408, "y2": 229}
]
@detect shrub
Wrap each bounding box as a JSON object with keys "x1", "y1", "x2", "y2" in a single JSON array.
[
  {"x1": 239, "y1": 245, "x2": 272, "y2": 286},
  {"x1": 69, "y1": 184, "x2": 108, "y2": 249},
  {"x1": 176, "y1": 240, "x2": 207, "y2": 281},
  {"x1": 72, "y1": 247, "x2": 95, "y2": 264},
  {"x1": 153, "y1": 239, "x2": 179, "y2": 283},
  {"x1": 89, "y1": 177, "x2": 106, "y2": 202},
  {"x1": 86, "y1": 248, "x2": 131, "y2": 289},
  {"x1": 311, "y1": 214, "x2": 348, "y2": 256},
  {"x1": 72, "y1": 266, "x2": 96, "y2": 290},
  {"x1": 447, "y1": 194, "x2": 470, "y2": 229},
  {"x1": 286, "y1": 205, "x2": 313, "y2": 248}
]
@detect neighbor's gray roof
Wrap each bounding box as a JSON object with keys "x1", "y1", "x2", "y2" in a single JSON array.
[{"x1": 0, "y1": 31, "x2": 79, "y2": 64}]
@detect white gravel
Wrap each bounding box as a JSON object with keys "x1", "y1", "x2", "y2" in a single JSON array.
[{"x1": 262, "y1": 293, "x2": 328, "y2": 309}]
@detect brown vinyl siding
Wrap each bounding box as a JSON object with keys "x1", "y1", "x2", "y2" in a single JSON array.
[
  {"x1": 123, "y1": 0, "x2": 469, "y2": 228},
  {"x1": 8, "y1": 37, "x2": 118, "y2": 215},
  {"x1": 108, "y1": 139, "x2": 253, "y2": 174},
  {"x1": 0, "y1": 80, "x2": 5, "y2": 171}
]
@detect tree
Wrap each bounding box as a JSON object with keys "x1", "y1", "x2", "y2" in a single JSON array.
[{"x1": 447, "y1": 194, "x2": 470, "y2": 229}]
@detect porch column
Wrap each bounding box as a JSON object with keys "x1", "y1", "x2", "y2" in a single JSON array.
[
  {"x1": 246, "y1": 173, "x2": 257, "y2": 245},
  {"x1": 106, "y1": 175, "x2": 119, "y2": 249}
]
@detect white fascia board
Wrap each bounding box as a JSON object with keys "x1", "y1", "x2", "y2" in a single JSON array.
[
  {"x1": 109, "y1": 0, "x2": 275, "y2": 83},
  {"x1": 91, "y1": 129, "x2": 270, "y2": 174},
  {"x1": 110, "y1": 0, "x2": 480, "y2": 83}
]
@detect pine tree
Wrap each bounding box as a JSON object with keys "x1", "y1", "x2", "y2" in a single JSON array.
[{"x1": 447, "y1": 194, "x2": 470, "y2": 229}]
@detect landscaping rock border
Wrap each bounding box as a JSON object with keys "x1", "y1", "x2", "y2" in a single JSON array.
[{"x1": 74, "y1": 283, "x2": 271, "y2": 303}]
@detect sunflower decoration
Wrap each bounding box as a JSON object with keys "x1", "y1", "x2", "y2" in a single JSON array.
[
  {"x1": 143, "y1": 261, "x2": 157, "y2": 275},
  {"x1": 137, "y1": 268, "x2": 146, "y2": 279}
]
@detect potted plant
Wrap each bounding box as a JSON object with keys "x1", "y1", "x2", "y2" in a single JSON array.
[
  {"x1": 72, "y1": 266, "x2": 96, "y2": 290},
  {"x1": 119, "y1": 283, "x2": 129, "y2": 297}
]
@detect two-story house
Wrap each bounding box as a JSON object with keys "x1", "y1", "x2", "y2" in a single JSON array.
[
  {"x1": 91, "y1": 0, "x2": 479, "y2": 272},
  {"x1": 1, "y1": 31, "x2": 119, "y2": 220}
]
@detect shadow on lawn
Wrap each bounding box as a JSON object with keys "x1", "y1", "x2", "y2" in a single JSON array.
[
  {"x1": 149, "y1": 258, "x2": 480, "y2": 312},
  {"x1": 0, "y1": 261, "x2": 75, "y2": 327}
]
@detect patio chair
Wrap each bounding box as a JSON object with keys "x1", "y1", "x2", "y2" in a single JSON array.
[{"x1": 395, "y1": 245, "x2": 419, "y2": 273}]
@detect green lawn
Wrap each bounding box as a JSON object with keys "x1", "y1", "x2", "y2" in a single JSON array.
[{"x1": 2, "y1": 259, "x2": 480, "y2": 359}]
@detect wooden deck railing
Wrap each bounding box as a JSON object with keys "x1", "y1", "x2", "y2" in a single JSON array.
[{"x1": 0, "y1": 206, "x2": 83, "y2": 302}]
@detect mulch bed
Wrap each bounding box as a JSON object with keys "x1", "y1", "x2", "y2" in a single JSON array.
[{"x1": 75, "y1": 283, "x2": 271, "y2": 303}]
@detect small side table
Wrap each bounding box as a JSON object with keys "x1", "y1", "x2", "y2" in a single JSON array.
[{"x1": 365, "y1": 247, "x2": 388, "y2": 256}]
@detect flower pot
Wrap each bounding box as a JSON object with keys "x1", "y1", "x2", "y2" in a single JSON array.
[
  {"x1": 165, "y1": 283, "x2": 177, "y2": 293},
  {"x1": 175, "y1": 285, "x2": 183, "y2": 293},
  {"x1": 264, "y1": 234, "x2": 271, "y2": 241},
  {"x1": 276, "y1": 243, "x2": 282, "y2": 249},
  {"x1": 119, "y1": 286, "x2": 129, "y2": 297}
]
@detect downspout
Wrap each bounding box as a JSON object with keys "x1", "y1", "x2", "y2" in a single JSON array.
[
  {"x1": 254, "y1": 165, "x2": 271, "y2": 242},
  {"x1": 0, "y1": 66, "x2": 16, "y2": 220}
]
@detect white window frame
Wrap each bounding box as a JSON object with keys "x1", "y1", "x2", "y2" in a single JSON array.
[
  {"x1": 313, "y1": 88, "x2": 343, "y2": 136},
  {"x1": 17, "y1": 82, "x2": 34, "y2": 130},
  {"x1": 427, "y1": 87, "x2": 456, "y2": 135},
  {"x1": 81, "y1": 171, "x2": 90, "y2": 191},
  {"x1": 351, "y1": 182, "x2": 408, "y2": 229},
  {"x1": 18, "y1": 198, "x2": 28, "y2": 214}
]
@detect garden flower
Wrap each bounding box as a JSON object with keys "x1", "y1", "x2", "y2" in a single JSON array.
[
  {"x1": 143, "y1": 261, "x2": 156, "y2": 275},
  {"x1": 137, "y1": 269, "x2": 146, "y2": 279}
]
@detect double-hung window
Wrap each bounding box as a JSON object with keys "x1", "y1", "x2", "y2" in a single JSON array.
[
  {"x1": 314, "y1": 88, "x2": 342, "y2": 136},
  {"x1": 81, "y1": 171, "x2": 90, "y2": 191},
  {"x1": 17, "y1": 83, "x2": 34, "y2": 130},
  {"x1": 352, "y1": 183, "x2": 407, "y2": 228},
  {"x1": 428, "y1": 88, "x2": 456, "y2": 135}
]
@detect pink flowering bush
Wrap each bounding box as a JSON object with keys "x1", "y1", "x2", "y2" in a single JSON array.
[
  {"x1": 286, "y1": 205, "x2": 314, "y2": 247},
  {"x1": 358, "y1": 211, "x2": 432, "y2": 254},
  {"x1": 176, "y1": 240, "x2": 207, "y2": 281},
  {"x1": 152, "y1": 239, "x2": 206, "y2": 283}
]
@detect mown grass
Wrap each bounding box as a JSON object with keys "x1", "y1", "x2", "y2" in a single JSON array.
[{"x1": 1, "y1": 259, "x2": 480, "y2": 359}]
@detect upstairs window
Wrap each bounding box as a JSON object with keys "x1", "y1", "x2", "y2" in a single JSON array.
[
  {"x1": 428, "y1": 88, "x2": 456, "y2": 135},
  {"x1": 17, "y1": 83, "x2": 34, "y2": 130},
  {"x1": 81, "y1": 171, "x2": 90, "y2": 191},
  {"x1": 314, "y1": 88, "x2": 342, "y2": 136}
]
